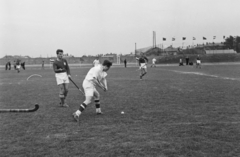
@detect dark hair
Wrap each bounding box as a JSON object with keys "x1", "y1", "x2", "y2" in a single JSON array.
[
  {"x1": 102, "y1": 60, "x2": 112, "y2": 67},
  {"x1": 56, "y1": 49, "x2": 63, "y2": 54}
]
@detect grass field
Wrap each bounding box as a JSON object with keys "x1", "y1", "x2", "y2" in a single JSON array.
[{"x1": 1, "y1": 64, "x2": 240, "y2": 157}]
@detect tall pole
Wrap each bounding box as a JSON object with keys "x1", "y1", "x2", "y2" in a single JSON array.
[
  {"x1": 135, "y1": 43, "x2": 137, "y2": 55},
  {"x1": 155, "y1": 31, "x2": 156, "y2": 48},
  {"x1": 153, "y1": 31, "x2": 154, "y2": 48}
]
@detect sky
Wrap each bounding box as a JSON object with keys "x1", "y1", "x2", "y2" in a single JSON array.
[{"x1": 1, "y1": 0, "x2": 240, "y2": 58}]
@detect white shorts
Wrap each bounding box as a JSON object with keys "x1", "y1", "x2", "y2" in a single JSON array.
[
  {"x1": 140, "y1": 63, "x2": 147, "y2": 69},
  {"x1": 55, "y1": 72, "x2": 69, "y2": 85},
  {"x1": 16, "y1": 65, "x2": 20, "y2": 69},
  {"x1": 82, "y1": 80, "x2": 99, "y2": 97},
  {"x1": 197, "y1": 60, "x2": 201, "y2": 64}
]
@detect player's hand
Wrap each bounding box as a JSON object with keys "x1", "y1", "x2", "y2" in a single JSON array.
[
  {"x1": 103, "y1": 87, "x2": 107, "y2": 91},
  {"x1": 68, "y1": 75, "x2": 71, "y2": 78}
]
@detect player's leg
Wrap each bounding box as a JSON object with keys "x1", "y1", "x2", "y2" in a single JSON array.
[
  {"x1": 17, "y1": 65, "x2": 20, "y2": 73},
  {"x1": 72, "y1": 87, "x2": 94, "y2": 121},
  {"x1": 58, "y1": 84, "x2": 67, "y2": 107},
  {"x1": 62, "y1": 83, "x2": 69, "y2": 107},
  {"x1": 140, "y1": 68, "x2": 144, "y2": 79},
  {"x1": 93, "y1": 89, "x2": 102, "y2": 114},
  {"x1": 142, "y1": 66, "x2": 147, "y2": 77}
]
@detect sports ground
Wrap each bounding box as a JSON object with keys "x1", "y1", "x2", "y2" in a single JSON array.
[{"x1": 0, "y1": 64, "x2": 240, "y2": 157}]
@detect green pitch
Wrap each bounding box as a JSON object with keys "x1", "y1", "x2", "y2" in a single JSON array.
[{"x1": 0, "y1": 64, "x2": 240, "y2": 156}]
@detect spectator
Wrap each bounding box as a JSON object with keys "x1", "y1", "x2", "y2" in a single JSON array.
[{"x1": 124, "y1": 59, "x2": 127, "y2": 68}]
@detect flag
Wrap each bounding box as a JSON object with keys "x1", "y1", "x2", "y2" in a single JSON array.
[
  {"x1": 172, "y1": 38, "x2": 175, "y2": 41},
  {"x1": 203, "y1": 37, "x2": 207, "y2": 40},
  {"x1": 182, "y1": 37, "x2": 186, "y2": 40},
  {"x1": 213, "y1": 36, "x2": 216, "y2": 39},
  {"x1": 193, "y1": 37, "x2": 196, "y2": 40},
  {"x1": 163, "y1": 38, "x2": 166, "y2": 41}
]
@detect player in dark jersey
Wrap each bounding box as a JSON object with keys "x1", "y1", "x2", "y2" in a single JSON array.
[
  {"x1": 16, "y1": 60, "x2": 21, "y2": 73},
  {"x1": 53, "y1": 49, "x2": 71, "y2": 107},
  {"x1": 137, "y1": 53, "x2": 148, "y2": 80}
]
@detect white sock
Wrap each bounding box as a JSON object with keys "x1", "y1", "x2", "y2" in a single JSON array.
[
  {"x1": 96, "y1": 108, "x2": 101, "y2": 113},
  {"x1": 76, "y1": 110, "x2": 81, "y2": 116}
]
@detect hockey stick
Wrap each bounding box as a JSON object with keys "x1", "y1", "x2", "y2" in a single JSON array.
[
  {"x1": 69, "y1": 77, "x2": 85, "y2": 95},
  {"x1": 95, "y1": 78, "x2": 107, "y2": 91},
  {"x1": 0, "y1": 104, "x2": 39, "y2": 113},
  {"x1": 27, "y1": 74, "x2": 42, "y2": 81}
]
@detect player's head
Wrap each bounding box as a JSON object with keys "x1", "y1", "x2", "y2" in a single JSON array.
[
  {"x1": 102, "y1": 60, "x2": 112, "y2": 71},
  {"x1": 56, "y1": 49, "x2": 63, "y2": 59}
]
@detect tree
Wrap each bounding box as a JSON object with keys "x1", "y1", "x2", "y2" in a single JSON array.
[
  {"x1": 224, "y1": 36, "x2": 240, "y2": 52},
  {"x1": 224, "y1": 36, "x2": 234, "y2": 49}
]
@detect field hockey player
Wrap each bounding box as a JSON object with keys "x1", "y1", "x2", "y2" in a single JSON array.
[
  {"x1": 53, "y1": 49, "x2": 71, "y2": 107},
  {"x1": 138, "y1": 53, "x2": 148, "y2": 80},
  {"x1": 72, "y1": 60, "x2": 112, "y2": 122}
]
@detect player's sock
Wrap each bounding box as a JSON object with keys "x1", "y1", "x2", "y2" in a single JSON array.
[
  {"x1": 78, "y1": 103, "x2": 87, "y2": 115},
  {"x1": 95, "y1": 100, "x2": 101, "y2": 113},
  {"x1": 59, "y1": 94, "x2": 65, "y2": 106},
  {"x1": 75, "y1": 110, "x2": 81, "y2": 116},
  {"x1": 143, "y1": 72, "x2": 147, "y2": 76}
]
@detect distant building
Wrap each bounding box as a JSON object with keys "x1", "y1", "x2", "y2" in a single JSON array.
[{"x1": 164, "y1": 46, "x2": 178, "y2": 55}]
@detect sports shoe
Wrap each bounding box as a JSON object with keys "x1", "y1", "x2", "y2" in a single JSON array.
[
  {"x1": 62, "y1": 103, "x2": 69, "y2": 108},
  {"x1": 96, "y1": 111, "x2": 103, "y2": 115},
  {"x1": 72, "y1": 112, "x2": 79, "y2": 122},
  {"x1": 59, "y1": 102, "x2": 69, "y2": 107}
]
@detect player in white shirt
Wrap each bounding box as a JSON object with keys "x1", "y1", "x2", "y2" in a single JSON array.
[
  {"x1": 196, "y1": 55, "x2": 201, "y2": 69},
  {"x1": 93, "y1": 58, "x2": 100, "y2": 67},
  {"x1": 72, "y1": 60, "x2": 112, "y2": 122},
  {"x1": 150, "y1": 58, "x2": 157, "y2": 67}
]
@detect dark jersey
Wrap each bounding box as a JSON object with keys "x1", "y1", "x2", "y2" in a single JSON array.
[
  {"x1": 138, "y1": 56, "x2": 148, "y2": 64},
  {"x1": 196, "y1": 57, "x2": 200, "y2": 61},
  {"x1": 53, "y1": 58, "x2": 70, "y2": 75}
]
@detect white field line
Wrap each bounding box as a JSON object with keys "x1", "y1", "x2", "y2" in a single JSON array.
[
  {"x1": 163, "y1": 121, "x2": 240, "y2": 125},
  {"x1": 161, "y1": 69, "x2": 240, "y2": 81}
]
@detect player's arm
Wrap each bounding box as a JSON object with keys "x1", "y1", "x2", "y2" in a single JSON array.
[
  {"x1": 102, "y1": 78, "x2": 108, "y2": 90},
  {"x1": 53, "y1": 62, "x2": 64, "y2": 73},
  {"x1": 92, "y1": 77, "x2": 106, "y2": 91},
  {"x1": 144, "y1": 57, "x2": 148, "y2": 63},
  {"x1": 65, "y1": 60, "x2": 71, "y2": 77}
]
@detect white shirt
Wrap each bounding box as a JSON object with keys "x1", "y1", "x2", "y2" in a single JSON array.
[
  {"x1": 93, "y1": 59, "x2": 100, "y2": 67},
  {"x1": 152, "y1": 58, "x2": 156, "y2": 64},
  {"x1": 84, "y1": 64, "x2": 107, "y2": 87}
]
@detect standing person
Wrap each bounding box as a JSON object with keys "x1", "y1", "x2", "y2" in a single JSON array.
[
  {"x1": 196, "y1": 55, "x2": 201, "y2": 69},
  {"x1": 185, "y1": 56, "x2": 189, "y2": 65},
  {"x1": 72, "y1": 60, "x2": 112, "y2": 121},
  {"x1": 93, "y1": 57, "x2": 100, "y2": 67},
  {"x1": 151, "y1": 58, "x2": 157, "y2": 67},
  {"x1": 8, "y1": 61, "x2": 11, "y2": 70},
  {"x1": 179, "y1": 58, "x2": 183, "y2": 66},
  {"x1": 21, "y1": 62, "x2": 25, "y2": 70},
  {"x1": 124, "y1": 59, "x2": 127, "y2": 68},
  {"x1": 53, "y1": 49, "x2": 71, "y2": 107},
  {"x1": 16, "y1": 60, "x2": 21, "y2": 73},
  {"x1": 13, "y1": 60, "x2": 16, "y2": 70},
  {"x1": 5, "y1": 60, "x2": 11, "y2": 70},
  {"x1": 137, "y1": 53, "x2": 148, "y2": 80},
  {"x1": 42, "y1": 61, "x2": 44, "y2": 69}
]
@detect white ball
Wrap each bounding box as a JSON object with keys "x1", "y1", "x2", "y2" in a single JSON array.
[{"x1": 121, "y1": 111, "x2": 124, "y2": 114}]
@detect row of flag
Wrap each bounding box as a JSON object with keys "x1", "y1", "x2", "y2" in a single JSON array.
[{"x1": 162, "y1": 36, "x2": 226, "y2": 41}]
